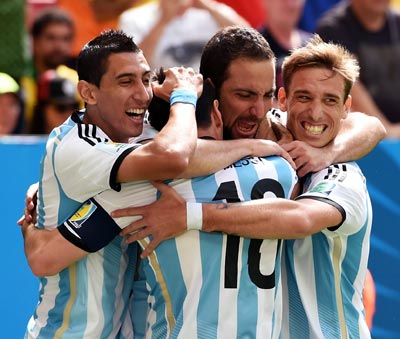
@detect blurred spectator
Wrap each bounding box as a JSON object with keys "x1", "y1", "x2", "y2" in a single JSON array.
[
  {"x1": 317, "y1": 0, "x2": 400, "y2": 138},
  {"x1": 20, "y1": 7, "x2": 77, "y2": 132},
  {"x1": 0, "y1": 73, "x2": 26, "y2": 135},
  {"x1": 218, "y1": 0, "x2": 265, "y2": 28},
  {"x1": 57, "y1": 0, "x2": 141, "y2": 60},
  {"x1": 119, "y1": 0, "x2": 249, "y2": 70},
  {"x1": 30, "y1": 69, "x2": 80, "y2": 134},
  {"x1": 259, "y1": 0, "x2": 311, "y2": 101}
]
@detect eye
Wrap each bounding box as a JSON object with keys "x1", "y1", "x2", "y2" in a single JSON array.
[
  {"x1": 143, "y1": 77, "x2": 151, "y2": 86},
  {"x1": 237, "y1": 92, "x2": 251, "y2": 99},
  {"x1": 119, "y1": 77, "x2": 133, "y2": 86},
  {"x1": 297, "y1": 95, "x2": 310, "y2": 102},
  {"x1": 325, "y1": 97, "x2": 339, "y2": 105}
]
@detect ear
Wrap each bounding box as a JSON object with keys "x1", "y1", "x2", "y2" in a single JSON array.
[
  {"x1": 277, "y1": 87, "x2": 287, "y2": 111},
  {"x1": 211, "y1": 99, "x2": 223, "y2": 128},
  {"x1": 343, "y1": 94, "x2": 352, "y2": 119},
  {"x1": 77, "y1": 80, "x2": 97, "y2": 105}
]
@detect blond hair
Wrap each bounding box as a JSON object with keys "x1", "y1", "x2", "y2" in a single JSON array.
[{"x1": 282, "y1": 34, "x2": 359, "y2": 101}]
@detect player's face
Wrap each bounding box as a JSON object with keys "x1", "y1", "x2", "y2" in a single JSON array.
[
  {"x1": 92, "y1": 52, "x2": 152, "y2": 143},
  {"x1": 279, "y1": 67, "x2": 351, "y2": 148},
  {"x1": 34, "y1": 23, "x2": 73, "y2": 69},
  {"x1": 218, "y1": 58, "x2": 275, "y2": 139}
]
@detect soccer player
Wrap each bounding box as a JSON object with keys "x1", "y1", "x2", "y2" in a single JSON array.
[
  {"x1": 20, "y1": 30, "x2": 289, "y2": 339},
  {"x1": 114, "y1": 35, "x2": 373, "y2": 338}
]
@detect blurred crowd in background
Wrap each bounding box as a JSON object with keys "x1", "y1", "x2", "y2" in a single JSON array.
[{"x1": 1, "y1": 0, "x2": 400, "y2": 138}]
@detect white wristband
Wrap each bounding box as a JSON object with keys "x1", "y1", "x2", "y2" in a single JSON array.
[{"x1": 186, "y1": 202, "x2": 203, "y2": 230}]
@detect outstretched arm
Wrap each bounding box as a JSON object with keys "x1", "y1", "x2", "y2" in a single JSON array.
[
  {"x1": 114, "y1": 181, "x2": 341, "y2": 258},
  {"x1": 283, "y1": 112, "x2": 386, "y2": 177},
  {"x1": 181, "y1": 138, "x2": 296, "y2": 178}
]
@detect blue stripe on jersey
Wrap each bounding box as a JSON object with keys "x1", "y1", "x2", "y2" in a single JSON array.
[
  {"x1": 340, "y1": 211, "x2": 371, "y2": 338},
  {"x1": 140, "y1": 156, "x2": 296, "y2": 338},
  {"x1": 311, "y1": 234, "x2": 341, "y2": 339},
  {"x1": 284, "y1": 240, "x2": 310, "y2": 338},
  {"x1": 273, "y1": 156, "x2": 297, "y2": 198},
  {"x1": 197, "y1": 232, "x2": 224, "y2": 338}
]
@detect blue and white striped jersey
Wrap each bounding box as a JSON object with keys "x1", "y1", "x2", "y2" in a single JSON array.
[
  {"x1": 65, "y1": 154, "x2": 297, "y2": 338},
  {"x1": 26, "y1": 112, "x2": 140, "y2": 339},
  {"x1": 281, "y1": 162, "x2": 372, "y2": 339},
  {"x1": 91, "y1": 155, "x2": 294, "y2": 338}
]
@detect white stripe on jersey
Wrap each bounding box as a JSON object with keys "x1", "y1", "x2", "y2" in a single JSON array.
[{"x1": 175, "y1": 231, "x2": 202, "y2": 339}]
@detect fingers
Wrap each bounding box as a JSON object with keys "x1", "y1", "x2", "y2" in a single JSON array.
[
  {"x1": 119, "y1": 217, "x2": 146, "y2": 236},
  {"x1": 150, "y1": 180, "x2": 170, "y2": 192},
  {"x1": 111, "y1": 206, "x2": 144, "y2": 218},
  {"x1": 153, "y1": 66, "x2": 203, "y2": 100},
  {"x1": 140, "y1": 240, "x2": 160, "y2": 259},
  {"x1": 280, "y1": 150, "x2": 296, "y2": 170},
  {"x1": 17, "y1": 215, "x2": 25, "y2": 226}
]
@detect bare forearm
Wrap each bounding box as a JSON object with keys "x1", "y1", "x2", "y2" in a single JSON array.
[
  {"x1": 195, "y1": 0, "x2": 249, "y2": 27},
  {"x1": 329, "y1": 112, "x2": 386, "y2": 163},
  {"x1": 22, "y1": 224, "x2": 86, "y2": 276},
  {"x1": 181, "y1": 138, "x2": 291, "y2": 177},
  {"x1": 202, "y1": 199, "x2": 340, "y2": 239}
]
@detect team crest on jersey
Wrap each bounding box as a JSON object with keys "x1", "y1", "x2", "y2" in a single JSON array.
[
  {"x1": 69, "y1": 200, "x2": 97, "y2": 229},
  {"x1": 309, "y1": 182, "x2": 336, "y2": 196},
  {"x1": 97, "y1": 141, "x2": 131, "y2": 154}
]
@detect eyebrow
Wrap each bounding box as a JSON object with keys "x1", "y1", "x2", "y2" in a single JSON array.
[
  {"x1": 116, "y1": 69, "x2": 152, "y2": 80},
  {"x1": 293, "y1": 89, "x2": 341, "y2": 100}
]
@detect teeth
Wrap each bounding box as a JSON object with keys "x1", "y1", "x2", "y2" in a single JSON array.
[
  {"x1": 304, "y1": 122, "x2": 324, "y2": 135},
  {"x1": 126, "y1": 108, "x2": 145, "y2": 115},
  {"x1": 237, "y1": 121, "x2": 256, "y2": 132}
]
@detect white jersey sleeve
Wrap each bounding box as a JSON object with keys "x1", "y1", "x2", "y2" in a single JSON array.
[{"x1": 296, "y1": 162, "x2": 370, "y2": 236}]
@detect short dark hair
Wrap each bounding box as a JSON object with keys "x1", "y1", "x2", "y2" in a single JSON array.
[
  {"x1": 200, "y1": 25, "x2": 275, "y2": 96},
  {"x1": 77, "y1": 29, "x2": 141, "y2": 87},
  {"x1": 31, "y1": 7, "x2": 74, "y2": 38},
  {"x1": 148, "y1": 68, "x2": 216, "y2": 131}
]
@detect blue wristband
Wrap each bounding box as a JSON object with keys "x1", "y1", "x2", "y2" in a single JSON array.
[{"x1": 170, "y1": 89, "x2": 197, "y2": 108}]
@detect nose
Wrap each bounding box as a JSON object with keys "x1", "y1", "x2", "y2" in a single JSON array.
[
  {"x1": 250, "y1": 96, "x2": 269, "y2": 119},
  {"x1": 133, "y1": 82, "x2": 151, "y2": 104},
  {"x1": 309, "y1": 101, "x2": 323, "y2": 121}
]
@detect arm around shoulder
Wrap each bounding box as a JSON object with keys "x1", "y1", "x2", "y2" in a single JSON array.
[{"x1": 21, "y1": 222, "x2": 88, "y2": 277}]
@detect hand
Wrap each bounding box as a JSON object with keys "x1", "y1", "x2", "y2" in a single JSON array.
[
  {"x1": 250, "y1": 139, "x2": 296, "y2": 170},
  {"x1": 282, "y1": 141, "x2": 330, "y2": 177},
  {"x1": 17, "y1": 182, "x2": 39, "y2": 226},
  {"x1": 152, "y1": 67, "x2": 203, "y2": 101},
  {"x1": 112, "y1": 181, "x2": 187, "y2": 258}
]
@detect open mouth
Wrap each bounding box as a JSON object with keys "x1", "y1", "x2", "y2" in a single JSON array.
[
  {"x1": 302, "y1": 121, "x2": 326, "y2": 135},
  {"x1": 235, "y1": 120, "x2": 259, "y2": 137},
  {"x1": 126, "y1": 108, "x2": 145, "y2": 120}
]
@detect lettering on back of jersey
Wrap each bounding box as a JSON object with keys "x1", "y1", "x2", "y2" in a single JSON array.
[{"x1": 224, "y1": 156, "x2": 265, "y2": 169}]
